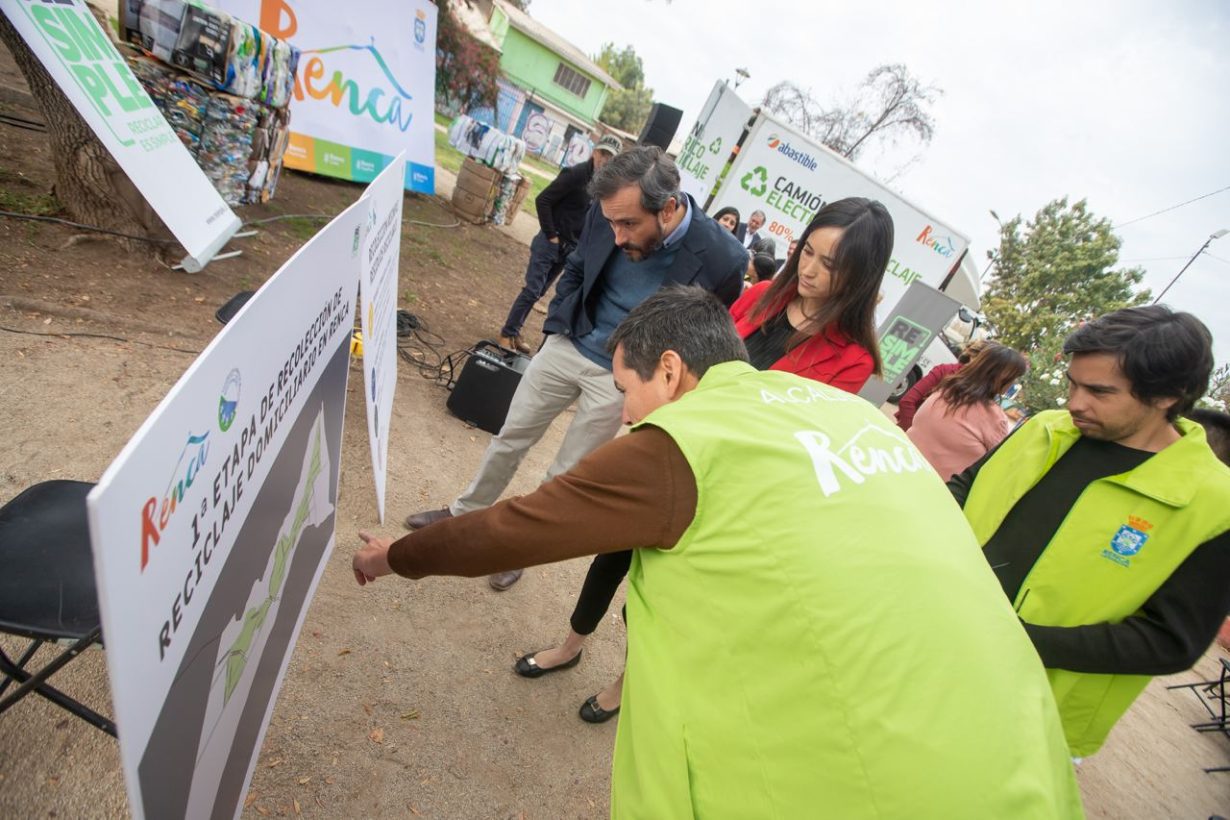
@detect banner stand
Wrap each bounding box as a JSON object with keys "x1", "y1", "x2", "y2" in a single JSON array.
[{"x1": 179, "y1": 220, "x2": 244, "y2": 273}]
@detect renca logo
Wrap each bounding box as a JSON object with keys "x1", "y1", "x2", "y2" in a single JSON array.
[
  {"x1": 140, "y1": 430, "x2": 210, "y2": 571},
  {"x1": 915, "y1": 224, "x2": 956, "y2": 258},
  {"x1": 767, "y1": 134, "x2": 818, "y2": 171}
]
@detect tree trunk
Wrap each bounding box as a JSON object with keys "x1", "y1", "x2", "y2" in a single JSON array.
[{"x1": 0, "y1": 9, "x2": 171, "y2": 250}]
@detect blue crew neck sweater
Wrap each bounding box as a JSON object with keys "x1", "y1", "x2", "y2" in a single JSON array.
[{"x1": 572, "y1": 243, "x2": 681, "y2": 369}]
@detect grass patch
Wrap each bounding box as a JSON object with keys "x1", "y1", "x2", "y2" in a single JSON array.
[
  {"x1": 433, "y1": 127, "x2": 464, "y2": 177},
  {"x1": 0, "y1": 188, "x2": 61, "y2": 217},
  {"x1": 519, "y1": 152, "x2": 560, "y2": 178},
  {"x1": 281, "y1": 217, "x2": 322, "y2": 241}
]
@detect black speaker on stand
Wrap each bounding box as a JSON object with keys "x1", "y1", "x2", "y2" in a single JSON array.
[{"x1": 638, "y1": 103, "x2": 683, "y2": 150}]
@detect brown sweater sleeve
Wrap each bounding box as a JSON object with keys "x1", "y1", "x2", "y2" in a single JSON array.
[{"x1": 386, "y1": 425, "x2": 697, "y2": 579}]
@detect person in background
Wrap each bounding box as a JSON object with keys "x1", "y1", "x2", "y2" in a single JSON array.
[
  {"x1": 513, "y1": 199, "x2": 892, "y2": 719},
  {"x1": 354, "y1": 287, "x2": 1084, "y2": 819},
  {"x1": 947, "y1": 306, "x2": 1230, "y2": 758},
  {"x1": 907, "y1": 343, "x2": 1027, "y2": 480},
  {"x1": 736, "y1": 209, "x2": 776, "y2": 256},
  {"x1": 896, "y1": 340, "x2": 990, "y2": 431},
  {"x1": 775, "y1": 238, "x2": 799, "y2": 276},
  {"x1": 1187, "y1": 407, "x2": 1230, "y2": 464},
  {"x1": 1188, "y1": 408, "x2": 1230, "y2": 653},
  {"x1": 712, "y1": 205, "x2": 740, "y2": 234},
  {"x1": 744, "y1": 252, "x2": 777, "y2": 288},
  {"x1": 498, "y1": 134, "x2": 622, "y2": 354},
  {"x1": 403, "y1": 147, "x2": 746, "y2": 592},
  {"x1": 729, "y1": 197, "x2": 889, "y2": 393}
]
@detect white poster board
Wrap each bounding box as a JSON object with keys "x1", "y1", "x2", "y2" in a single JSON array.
[
  {"x1": 1, "y1": 0, "x2": 241, "y2": 270},
  {"x1": 677, "y1": 80, "x2": 752, "y2": 206},
  {"x1": 710, "y1": 112, "x2": 970, "y2": 326},
  {"x1": 215, "y1": 0, "x2": 438, "y2": 193},
  {"x1": 358, "y1": 152, "x2": 404, "y2": 522},
  {"x1": 86, "y1": 199, "x2": 365, "y2": 819}
]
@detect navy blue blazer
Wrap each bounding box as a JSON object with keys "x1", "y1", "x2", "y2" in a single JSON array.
[{"x1": 543, "y1": 194, "x2": 747, "y2": 340}]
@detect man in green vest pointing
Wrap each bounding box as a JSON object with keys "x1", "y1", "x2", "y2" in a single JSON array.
[
  {"x1": 354, "y1": 287, "x2": 1083, "y2": 818},
  {"x1": 950, "y1": 305, "x2": 1230, "y2": 759}
]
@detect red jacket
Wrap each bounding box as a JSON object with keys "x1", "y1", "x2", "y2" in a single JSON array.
[{"x1": 729, "y1": 281, "x2": 874, "y2": 394}]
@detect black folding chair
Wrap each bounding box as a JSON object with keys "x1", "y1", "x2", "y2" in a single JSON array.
[
  {"x1": 0, "y1": 480, "x2": 115, "y2": 736},
  {"x1": 1167, "y1": 656, "x2": 1230, "y2": 773}
]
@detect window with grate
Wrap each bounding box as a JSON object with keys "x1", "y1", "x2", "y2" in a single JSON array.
[{"x1": 552, "y1": 63, "x2": 592, "y2": 99}]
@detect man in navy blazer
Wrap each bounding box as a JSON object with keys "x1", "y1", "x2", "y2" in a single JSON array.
[{"x1": 404, "y1": 146, "x2": 746, "y2": 590}]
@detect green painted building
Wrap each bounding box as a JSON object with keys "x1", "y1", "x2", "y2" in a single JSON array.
[{"x1": 477, "y1": 0, "x2": 622, "y2": 161}]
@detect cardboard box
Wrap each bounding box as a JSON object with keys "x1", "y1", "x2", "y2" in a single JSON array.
[
  {"x1": 460, "y1": 156, "x2": 502, "y2": 183},
  {"x1": 452, "y1": 187, "x2": 491, "y2": 223}
]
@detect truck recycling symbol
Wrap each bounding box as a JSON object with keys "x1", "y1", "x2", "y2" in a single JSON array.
[{"x1": 741, "y1": 166, "x2": 768, "y2": 197}]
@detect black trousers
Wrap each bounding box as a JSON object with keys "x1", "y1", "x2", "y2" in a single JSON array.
[
  {"x1": 500, "y1": 232, "x2": 567, "y2": 338},
  {"x1": 569, "y1": 550, "x2": 632, "y2": 635}
]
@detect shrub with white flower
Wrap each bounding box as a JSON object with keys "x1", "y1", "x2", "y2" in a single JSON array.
[{"x1": 1017, "y1": 335, "x2": 1070, "y2": 415}]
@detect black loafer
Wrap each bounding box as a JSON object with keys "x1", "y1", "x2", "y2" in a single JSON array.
[
  {"x1": 579, "y1": 694, "x2": 620, "y2": 723},
  {"x1": 514, "y1": 649, "x2": 582, "y2": 679}
]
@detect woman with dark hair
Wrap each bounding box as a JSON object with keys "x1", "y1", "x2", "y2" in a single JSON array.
[
  {"x1": 908, "y1": 343, "x2": 1027, "y2": 480},
  {"x1": 745, "y1": 252, "x2": 778, "y2": 287},
  {"x1": 712, "y1": 205, "x2": 740, "y2": 234},
  {"x1": 729, "y1": 197, "x2": 891, "y2": 393},
  {"x1": 896, "y1": 340, "x2": 990, "y2": 431}
]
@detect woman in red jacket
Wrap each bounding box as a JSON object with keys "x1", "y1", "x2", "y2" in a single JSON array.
[{"x1": 729, "y1": 197, "x2": 892, "y2": 393}]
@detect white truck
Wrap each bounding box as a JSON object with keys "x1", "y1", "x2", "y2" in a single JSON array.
[{"x1": 677, "y1": 80, "x2": 983, "y2": 399}]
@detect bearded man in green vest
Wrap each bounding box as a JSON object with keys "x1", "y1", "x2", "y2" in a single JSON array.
[
  {"x1": 353, "y1": 287, "x2": 1083, "y2": 818},
  {"x1": 950, "y1": 305, "x2": 1230, "y2": 759}
]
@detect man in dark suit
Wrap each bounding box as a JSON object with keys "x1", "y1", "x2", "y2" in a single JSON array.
[
  {"x1": 735, "y1": 208, "x2": 777, "y2": 257},
  {"x1": 498, "y1": 134, "x2": 623, "y2": 354},
  {"x1": 406, "y1": 146, "x2": 747, "y2": 590}
]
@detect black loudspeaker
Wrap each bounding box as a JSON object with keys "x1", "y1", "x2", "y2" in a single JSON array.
[
  {"x1": 447, "y1": 341, "x2": 532, "y2": 434},
  {"x1": 638, "y1": 103, "x2": 683, "y2": 150}
]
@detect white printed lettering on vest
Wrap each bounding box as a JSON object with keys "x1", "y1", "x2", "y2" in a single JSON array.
[
  {"x1": 760, "y1": 383, "x2": 854, "y2": 406},
  {"x1": 795, "y1": 426, "x2": 926, "y2": 496}
]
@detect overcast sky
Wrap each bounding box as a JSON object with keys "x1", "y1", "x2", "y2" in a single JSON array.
[{"x1": 525, "y1": 0, "x2": 1230, "y2": 366}]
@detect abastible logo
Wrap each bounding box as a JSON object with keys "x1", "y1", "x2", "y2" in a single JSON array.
[
  {"x1": 915, "y1": 224, "x2": 956, "y2": 258},
  {"x1": 767, "y1": 133, "x2": 818, "y2": 171},
  {"x1": 1101, "y1": 515, "x2": 1153, "y2": 567},
  {"x1": 218, "y1": 368, "x2": 241, "y2": 432}
]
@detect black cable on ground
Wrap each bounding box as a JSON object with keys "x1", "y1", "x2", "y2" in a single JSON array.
[
  {"x1": 0, "y1": 323, "x2": 201, "y2": 355},
  {"x1": 394, "y1": 310, "x2": 467, "y2": 386},
  {"x1": 0, "y1": 210, "x2": 176, "y2": 244}
]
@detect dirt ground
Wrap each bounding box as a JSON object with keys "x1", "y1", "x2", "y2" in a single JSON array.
[{"x1": 0, "y1": 52, "x2": 1228, "y2": 819}]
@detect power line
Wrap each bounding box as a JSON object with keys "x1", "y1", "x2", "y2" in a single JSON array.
[{"x1": 1113, "y1": 185, "x2": 1230, "y2": 230}]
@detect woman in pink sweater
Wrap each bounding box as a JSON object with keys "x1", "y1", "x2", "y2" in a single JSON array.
[{"x1": 907, "y1": 343, "x2": 1027, "y2": 480}]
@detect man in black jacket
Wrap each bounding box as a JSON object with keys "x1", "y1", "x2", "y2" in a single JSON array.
[
  {"x1": 407, "y1": 146, "x2": 747, "y2": 590},
  {"x1": 498, "y1": 134, "x2": 623, "y2": 354}
]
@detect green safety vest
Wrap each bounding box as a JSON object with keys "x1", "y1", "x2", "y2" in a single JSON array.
[
  {"x1": 963, "y1": 410, "x2": 1230, "y2": 756},
  {"x1": 610, "y1": 362, "x2": 1082, "y2": 819}
]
